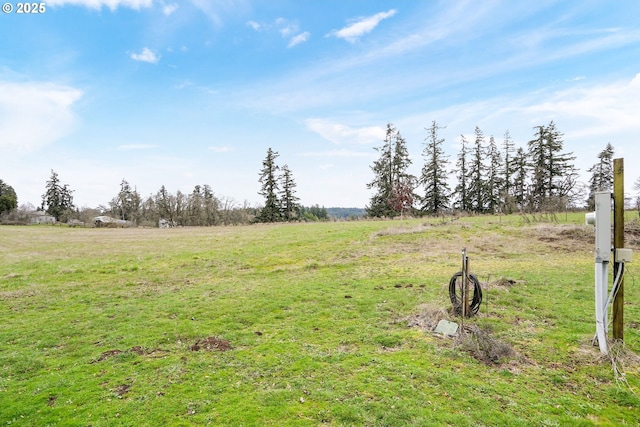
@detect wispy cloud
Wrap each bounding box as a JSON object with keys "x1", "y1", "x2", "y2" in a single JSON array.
[
  {"x1": 277, "y1": 18, "x2": 297, "y2": 37},
  {"x1": 328, "y1": 9, "x2": 397, "y2": 43},
  {"x1": 47, "y1": 0, "x2": 151, "y2": 10},
  {"x1": 162, "y1": 3, "x2": 178, "y2": 16},
  {"x1": 130, "y1": 47, "x2": 160, "y2": 64},
  {"x1": 247, "y1": 17, "x2": 310, "y2": 48},
  {"x1": 305, "y1": 119, "x2": 385, "y2": 145},
  {"x1": 188, "y1": 0, "x2": 250, "y2": 27},
  {"x1": 0, "y1": 81, "x2": 82, "y2": 152},
  {"x1": 288, "y1": 32, "x2": 310, "y2": 48},
  {"x1": 246, "y1": 20, "x2": 261, "y2": 31}
]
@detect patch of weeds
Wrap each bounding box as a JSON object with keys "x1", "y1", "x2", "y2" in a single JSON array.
[
  {"x1": 605, "y1": 340, "x2": 640, "y2": 388},
  {"x1": 405, "y1": 303, "x2": 449, "y2": 331},
  {"x1": 455, "y1": 325, "x2": 515, "y2": 365}
]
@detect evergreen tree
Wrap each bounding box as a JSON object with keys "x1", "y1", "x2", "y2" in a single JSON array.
[
  {"x1": 279, "y1": 164, "x2": 300, "y2": 221},
  {"x1": 453, "y1": 135, "x2": 471, "y2": 211},
  {"x1": 527, "y1": 121, "x2": 577, "y2": 211},
  {"x1": 511, "y1": 147, "x2": 529, "y2": 211},
  {"x1": 202, "y1": 184, "x2": 219, "y2": 226},
  {"x1": 367, "y1": 124, "x2": 394, "y2": 217},
  {"x1": 256, "y1": 148, "x2": 282, "y2": 223},
  {"x1": 0, "y1": 179, "x2": 18, "y2": 216},
  {"x1": 189, "y1": 185, "x2": 204, "y2": 226},
  {"x1": 389, "y1": 130, "x2": 416, "y2": 217},
  {"x1": 467, "y1": 126, "x2": 487, "y2": 213},
  {"x1": 502, "y1": 130, "x2": 516, "y2": 213},
  {"x1": 141, "y1": 195, "x2": 159, "y2": 225},
  {"x1": 420, "y1": 120, "x2": 450, "y2": 215},
  {"x1": 155, "y1": 185, "x2": 176, "y2": 224},
  {"x1": 175, "y1": 190, "x2": 186, "y2": 226},
  {"x1": 586, "y1": 143, "x2": 614, "y2": 210},
  {"x1": 367, "y1": 123, "x2": 414, "y2": 217},
  {"x1": 41, "y1": 169, "x2": 74, "y2": 221},
  {"x1": 300, "y1": 205, "x2": 328, "y2": 221},
  {"x1": 111, "y1": 179, "x2": 141, "y2": 222},
  {"x1": 486, "y1": 135, "x2": 503, "y2": 214}
]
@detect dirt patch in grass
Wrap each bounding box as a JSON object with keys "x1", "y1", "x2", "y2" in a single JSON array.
[
  {"x1": 375, "y1": 223, "x2": 432, "y2": 237},
  {"x1": 190, "y1": 337, "x2": 232, "y2": 352},
  {"x1": 93, "y1": 346, "x2": 166, "y2": 362},
  {"x1": 114, "y1": 384, "x2": 131, "y2": 398},
  {"x1": 534, "y1": 224, "x2": 593, "y2": 245},
  {"x1": 483, "y1": 277, "x2": 526, "y2": 291},
  {"x1": 47, "y1": 395, "x2": 57, "y2": 407},
  {"x1": 95, "y1": 349, "x2": 123, "y2": 362}
]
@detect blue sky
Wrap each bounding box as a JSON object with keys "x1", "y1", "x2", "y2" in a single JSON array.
[{"x1": 2, "y1": 0, "x2": 640, "y2": 209}]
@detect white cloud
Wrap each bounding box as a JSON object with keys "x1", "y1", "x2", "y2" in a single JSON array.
[
  {"x1": 305, "y1": 119, "x2": 385, "y2": 145},
  {"x1": 247, "y1": 20, "x2": 261, "y2": 31},
  {"x1": 130, "y1": 47, "x2": 160, "y2": 64},
  {"x1": 521, "y1": 74, "x2": 640, "y2": 141},
  {"x1": 46, "y1": 0, "x2": 152, "y2": 10},
  {"x1": 162, "y1": 3, "x2": 178, "y2": 15},
  {"x1": 0, "y1": 81, "x2": 82, "y2": 152},
  {"x1": 328, "y1": 9, "x2": 397, "y2": 43},
  {"x1": 279, "y1": 22, "x2": 298, "y2": 38},
  {"x1": 288, "y1": 32, "x2": 310, "y2": 48}
]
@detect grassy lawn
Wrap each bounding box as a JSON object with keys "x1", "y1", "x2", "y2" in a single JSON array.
[{"x1": 1, "y1": 215, "x2": 639, "y2": 426}]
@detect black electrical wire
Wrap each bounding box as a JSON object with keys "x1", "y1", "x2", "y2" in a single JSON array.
[{"x1": 449, "y1": 271, "x2": 483, "y2": 316}]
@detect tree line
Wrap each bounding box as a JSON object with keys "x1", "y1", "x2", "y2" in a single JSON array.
[
  {"x1": 0, "y1": 148, "x2": 330, "y2": 226},
  {"x1": 0, "y1": 131, "x2": 637, "y2": 226},
  {"x1": 366, "y1": 120, "x2": 631, "y2": 217}
]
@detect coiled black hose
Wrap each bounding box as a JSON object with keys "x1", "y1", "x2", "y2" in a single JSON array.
[{"x1": 449, "y1": 271, "x2": 483, "y2": 316}]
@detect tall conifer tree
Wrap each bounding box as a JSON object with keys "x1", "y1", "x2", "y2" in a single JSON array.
[
  {"x1": 367, "y1": 123, "x2": 414, "y2": 217},
  {"x1": 279, "y1": 164, "x2": 300, "y2": 221},
  {"x1": 41, "y1": 170, "x2": 74, "y2": 221},
  {"x1": 453, "y1": 135, "x2": 471, "y2": 211},
  {"x1": 467, "y1": 126, "x2": 487, "y2": 213},
  {"x1": 420, "y1": 120, "x2": 450, "y2": 215},
  {"x1": 256, "y1": 148, "x2": 282, "y2": 223},
  {"x1": 486, "y1": 135, "x2": 503, "y2": 214},
  {"x1": 586, "y1": 143, "x2": 614, "y2": 210}
]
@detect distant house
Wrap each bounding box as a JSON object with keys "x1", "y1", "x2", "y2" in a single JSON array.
[
  {"x1": 158, "y1": 218, "x2": 177, "y2": 229},
  {"x1": 93, "y1": 216, "x2": 132, "y2": 228},
  {"x1": 28, "y1": 211, "x2": 56, "y2": 225}
]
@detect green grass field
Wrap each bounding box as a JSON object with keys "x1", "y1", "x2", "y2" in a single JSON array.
[{"x1": 1, "y1": 215, "x2": 639, "y2": 426}]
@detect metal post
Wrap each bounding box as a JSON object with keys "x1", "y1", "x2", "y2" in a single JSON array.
[
  {"x1": 613, "y1": 158, "x2": 624, "y2": 341},
  {"x1": 461, "y1": 248, "x2": 470, "y2": 319}
]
